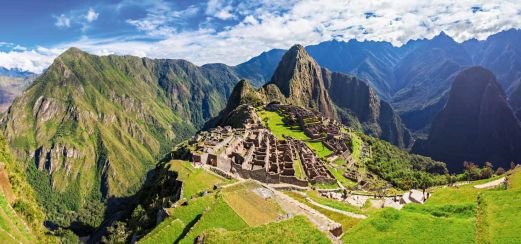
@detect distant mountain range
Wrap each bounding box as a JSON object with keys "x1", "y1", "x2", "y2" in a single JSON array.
[
  {"x1": 0, "y1": 67, "x2": 36, "y2": 112},
  {"x1": 0, "y1": 67, "x2": 35, "y2": 77},
  {"x1": 214, "y1": 45, "x2": 412, "y2": 148},
  {"x1": 238, "y1": 29, "x2": 521, "y2": 133}
]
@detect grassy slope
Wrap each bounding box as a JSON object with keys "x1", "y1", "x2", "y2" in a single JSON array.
[
  {"x1": 285, "y1": 191, "x2": 362, "y2": 231},
  {"x1": 0, "y1": 191, "x2": 32, "y2": 243},
  {"x1": 477, "y1": 169, "x2": 521, "y2": 243},
  {"x1": 203, "y1": 216, "x2": 331, "y2": 244},
  {"x1": 0, "y1": 136, "x2": 50, "y2": 242},
  {"x1": 341, "y1": 176, "x2": 514, "y2": 243},
  {"x1": 138, "y1": 194, "x2": 217, "y2": 244},
  {"x1": 180, "y1": 195, "x2": 248, "y2": 243},
  {"x1": 167, "y1": 160, "x2": 228, "y2": 199},
  {"x1": 343, "y1": 207, "x2": 475, "y2": 244},
  {"x1": 258, "y1": 110, "x2": 333, "y2": 158}
]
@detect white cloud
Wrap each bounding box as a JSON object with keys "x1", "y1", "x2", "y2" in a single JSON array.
[
  {"x1": 126, "y1": 2, "x2": 199, "y2": 37},
  {"x1": 54, "y1": 14, "x2": 71, "y2": 28},
  {"x1": 5, "y1": 0, "x2": 521, "y2": 73},
  {"x1": 86, "y1": 8, "x2": 99, "y2": 22},
  {"x1": 0, "y1": 47, "x2": 63, "y2": 73}
]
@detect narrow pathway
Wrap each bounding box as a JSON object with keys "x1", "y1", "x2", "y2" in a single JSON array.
[
  {"x1": 306, "y1": 197, "x2": 367, "y2": 219},
  {"x1": 474, "y1": 177, "x2": 505, "y2": 189}
]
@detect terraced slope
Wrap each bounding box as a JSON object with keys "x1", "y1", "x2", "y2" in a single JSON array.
[{"x1": 477, "y1": 168, "x2": 521, "y2": 243}]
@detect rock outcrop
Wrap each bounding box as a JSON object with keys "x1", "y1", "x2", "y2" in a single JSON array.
[{"x1": 413, "y1": 67, "x2": 521, "y2": 171}]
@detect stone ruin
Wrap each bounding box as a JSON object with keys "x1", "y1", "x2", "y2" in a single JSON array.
[
  {"x1": 288, "y1": 138, "x2": 336, "y2": 185},
  {"x1": 189, "y1": 126, "x2": 308, "y2": 187}
]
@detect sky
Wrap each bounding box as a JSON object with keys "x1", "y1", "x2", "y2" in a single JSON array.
[{"x1": 1, "y1": 0, "x2": 521, "y2": 73}]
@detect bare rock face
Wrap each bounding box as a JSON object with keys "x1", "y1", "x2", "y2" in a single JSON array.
[
  {"x1": 269, "y1": 44, "x2": 336, "y2": 118},
  {"x1": 413, "y1": 66, "x2": 521, "y2": 171}
]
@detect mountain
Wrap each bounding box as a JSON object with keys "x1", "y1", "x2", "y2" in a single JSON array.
[
  {"x1": 0, "y1": 48, "x2": 240, "y2": 232},
  {"x1": 237, "y1": 29, "x2": 521, "y2": 133},
  {"x1": 412, "y1": 67, "x2": 521, "y2": 171},
  {"x1": 0, "y1": 75, "x2": 36, "y2": 112},
  {"x1": 0, "y1": 67, "x2": 35, "y2": 77},
  {"x1": 509, "y1": 79, "x2": 521, "y2": 119},
  {"x1": 216, "y1": 45, "x2": 412, "y2": 148},
  {"x1": 306, "y1": 40, "x2": 410, "y2": 100},
  {"x1": 233, "y1": 49, "x2": 285, "y2": 87}
]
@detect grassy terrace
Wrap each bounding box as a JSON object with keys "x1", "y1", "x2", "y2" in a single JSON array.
[
  {"x1": 181, "y1": 195, "x2": 249, "y2": 243},
  {"x1": 285, "y1": 191, "x2": 362, "y2": 231},
  {"x1": 477, "y1": 168, "x2": 521, "y2": 243},
  {"x1": 167, "y1": 160, "x2": 231, "y2": 198},
  {"x1": 203, "y1": 216, "x2": 330, "y2": 244},
  {"x1": 339, "y1": 174, "x2": 518, "y2": 243},
  {"x1": 222, "y1": 182, "x2": 282, "y2": 227},
  {"x1": 257, "y1": 110, "x2": 333, "y2": 158}
]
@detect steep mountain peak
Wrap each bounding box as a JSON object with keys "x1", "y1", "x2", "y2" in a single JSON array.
[
  {"x1": 268, "y1": 44, "x2": 335, "y2": 118},
  {"x1": 413, "y1": 66, "x2": 521, "y2": 171},
  {"x1": 431, "y1": 31, "x2": 457, "y2": 45},
  {"x1": 58, "y1": 47, "x2": 87, "y2": 59}
]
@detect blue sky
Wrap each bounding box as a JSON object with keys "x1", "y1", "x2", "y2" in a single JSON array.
[{"x1": 1, "y1": 0, "x2": 521, "y2": 73}]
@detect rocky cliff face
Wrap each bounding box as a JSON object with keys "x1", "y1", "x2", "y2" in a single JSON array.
[
  {"x1": 217, "y1": 45, "x2": 412, "y2": 148},
  {"x1": 0, "y1": 48, "x2": 240, "y2": 226},
  {"x1": 413, "y1": 67, "x2": 521, "y2": 171},
  {"x1": 267, "y1": 44, "x2": 336, "y2": 118}
]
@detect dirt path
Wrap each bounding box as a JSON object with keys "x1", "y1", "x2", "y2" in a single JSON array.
[
  {"x1": 306, "y1": 198, "x2": 367, "y2": 219},
  {"x1": 260, "y1": 184, "x2": 341, "y2": 243},
  {"x1": 474, "y1": 177, "x2": 505, "y2": 189}
]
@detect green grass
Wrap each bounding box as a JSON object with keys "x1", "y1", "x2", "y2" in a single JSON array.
[
  {"x1": 342, "y1": 208, "x2": 475, "y2": 244},
  {"x1": 203, "y1": 216, "x2": 331, "y2": 244},
  {"x1": 167, "y1": 160, "x2": 227, "y2": 199},
  {"x1": 293, "y1": 157, "x2": 306, "y2": 180},
  {"x1": 258, "y1": 110, "x2": 333, "y2": 159},
  {"x1": 348, "y1": 131, "x2": 363, "y2": 163},
  {"x1": 306, "y1": 191, "x2": 363, "y2": 214},
  {"x1": 326, "y1": 165, "x2": 357, "y2": 188},
  {"x1": 285, "y1": 191, "x2": 361, "y2": 231},
  {"x1": 138, "y1": 219, "x2": 185, "y2": 244},
  {"x1": 181, "y1": 195, "x2": 248, "y2": 243},
  {"x1": 258, "y1": 110, "x2": 308, "y2": 140},
  {"x1": 139, "y1": 194, "x2": 217, "y2": 243},
  {"x1": 0, "y1": 191, "x2": 32, "y2": 243},
  {"x1": 477, "y1": 168, "x2": 521, "y2": 243},
  {"x1": 307, "y1": 141, "x2": 333, "y2": 158},
  {"x1": 222, "y1": 188, "x2": 280, "y2": 226}
]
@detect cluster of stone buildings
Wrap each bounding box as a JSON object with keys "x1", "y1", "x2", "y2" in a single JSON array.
[
  {"x1": 188, "y1": 106, "x2": 342, "y2": 186},
  {"x1": 288, "y1": 138, "x2": 336, "y2": 185},
  {"x1": 190, "y1": 125, "x2": 309, "y2": 187}
]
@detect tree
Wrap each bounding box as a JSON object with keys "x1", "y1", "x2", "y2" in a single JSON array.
[
  {"x1": 463, "y1": 161, "x2": 481, "y2": 181},
  {"x1": 496, "y1": 167, "x2": 506, "y2": 175},
  {"x1": 102, "y1": 221, "x2": 129, "y2": 244}
]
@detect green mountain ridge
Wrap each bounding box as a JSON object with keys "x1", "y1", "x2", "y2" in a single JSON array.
[{"x1": 0, "y1": 47, "x2": 241, "y2": 230}]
